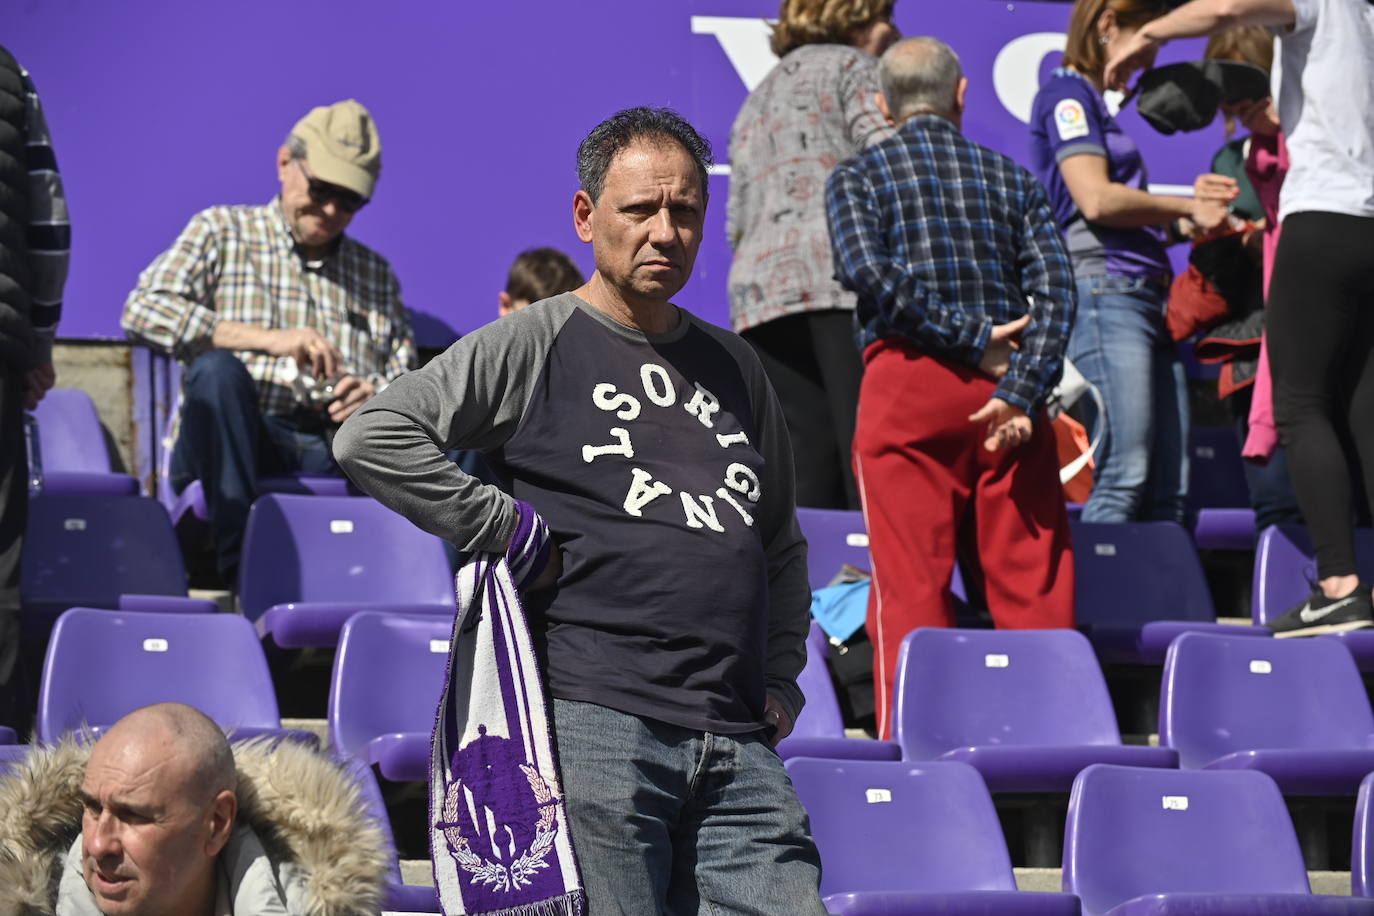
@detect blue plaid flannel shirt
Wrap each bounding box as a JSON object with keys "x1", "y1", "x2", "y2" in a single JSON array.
[{"x1": 826, "y1": 115, "x2": 1076, "y2": 413}]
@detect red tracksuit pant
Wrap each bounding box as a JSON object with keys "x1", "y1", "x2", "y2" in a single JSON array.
[{"x1": 853, "y1": 340, "x2": 1075, "y2": 738}]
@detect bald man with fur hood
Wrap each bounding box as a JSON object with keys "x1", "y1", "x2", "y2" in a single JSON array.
[{"x1": 0, "y1": 703, "x2": 391, "y2": 915}]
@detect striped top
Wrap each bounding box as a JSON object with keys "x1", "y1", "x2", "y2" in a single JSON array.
[{"x1": 121, "y1": 200, "x2": 414, "y2": 418}]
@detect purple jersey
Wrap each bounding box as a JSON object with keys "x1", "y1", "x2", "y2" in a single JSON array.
[{"x1": 1029, "y1": 69, "x2": 1171, "y2": 281}]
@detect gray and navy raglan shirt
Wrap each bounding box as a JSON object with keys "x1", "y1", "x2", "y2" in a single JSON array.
[{"x1": 334, "y1": 292, "x2": 810, "y2": 734}]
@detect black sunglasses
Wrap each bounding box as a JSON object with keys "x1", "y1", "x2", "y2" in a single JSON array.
[{"x1": 296, "y1": 160, "x2": 368, "y2": 213}]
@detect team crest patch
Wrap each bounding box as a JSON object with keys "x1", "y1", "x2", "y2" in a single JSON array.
[{"x1": 1055, "y1": 98, "x2": 1090, "y2": 141}]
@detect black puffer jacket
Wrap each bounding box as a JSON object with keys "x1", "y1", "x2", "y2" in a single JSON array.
[{"x1": 0, "y1": 45, "x2": 33, "y2": 371}]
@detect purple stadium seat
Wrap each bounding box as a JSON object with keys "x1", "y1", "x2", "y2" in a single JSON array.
[
  {"x1": 1252, "y1": 525, "x2": 1374, "y2": 668},
  {"x1": 21, "y1": 493, "x2": 192, "y2": 637},
  {"x1": 775, "y1": 625, "x2": 900, "y2": 762},
  {"x1": 1187, "y1": 426, "x2": 1257, "y2": 551},
  {"x1": 27, "y1": 388, "x2": 139, "y2": 496},
  {"x1": 329, "y1": 612, "x2": 451, "y2": 782},
  {"x1": 1353, "y1": 772, "x2": 1374, "y2": 898},
  {"x1": 0, "y1": 726, "x2": 15, "y2": 744},
  {"x1": 893, "y1": 628, "x2": 1176, "y2": 794},
  {"x1": 1065, "y1": 764, "x2": 1374, "y2": 915},
  {"x1": 1161, "y1": 632, "x2": 1374, "y2": 795},
  {"x1": 795, "y1": 507, "x2": 967, "y2": 600},
  {"x1": 0, "y1": 744, "x2": 28, "y2": 774},
  {"x1": 1072, "y1": 520, "x2": 1269, "y2": 665},
  {"x1": 796, "y1": 508, "x2": 871, "y2": 590},
  {"x1": 787, "y1": 758, "x2": 1081, "y2": 914},
  {"x1": 36, "y1": 608, "x2": 313, "y2": 746},
  {"x1": 168, "y1": 474, "x2": 357, "y2": 528},
  {"x1": 343, "y1": 755, "x2": 440, "y2": 913},
  {"x1": 238, "y1": 494, "x2": 455, "y2": 649}
]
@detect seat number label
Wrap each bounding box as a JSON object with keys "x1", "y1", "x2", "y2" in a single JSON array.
[
  {"x1": 865, "y1": 788, "x2": 892, "y2": 804},
  {"x1": 1162, "y1": 796, "x2": 1189, "y2": 810},
  {"x1": 142, "y1": 638, "x2": 168, "y2": 652},
  {"x1": 985, "y1": 654, "x2": 1010, "y2": 668},
  {"x1": 1249, "y1": 659, "x2": 1272, "y2": 674},
  {"x1": 330, "y1": 520, "x2": 355, "y2": 534}
]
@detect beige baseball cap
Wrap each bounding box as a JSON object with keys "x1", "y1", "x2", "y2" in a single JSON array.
[{"x1": 290, "y1": 99, "x2": 381, "y2": 200}]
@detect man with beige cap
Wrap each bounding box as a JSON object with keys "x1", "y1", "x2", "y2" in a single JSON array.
[{"x1": 122, "y1": 99, "x2": 414, "y2": 586}]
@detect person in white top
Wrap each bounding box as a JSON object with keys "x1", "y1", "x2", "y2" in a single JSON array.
[{"x1": 1107, "y1": 0, "x2": 1374, "y2": 636}]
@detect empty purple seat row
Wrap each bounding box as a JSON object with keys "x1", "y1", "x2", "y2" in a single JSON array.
[
  {"x1": 26, "y1": 388, "x2": 139, "y2": 497},
  {"x1": 790, "y1": 757, "x2": 1374, "y2": 915}
]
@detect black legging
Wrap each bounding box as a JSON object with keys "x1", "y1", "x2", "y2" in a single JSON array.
[
  {"x1": 1267, "y1": 211, "x2": 1374, "y2": 579},
  {"x1": 742, "y1": 309, "x2": 863, "y2": 511}
]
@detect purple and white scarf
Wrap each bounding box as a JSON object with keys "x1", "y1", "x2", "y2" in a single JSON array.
[{"x1": 430, "y1": 501, "x2": 585, "y2": 915}]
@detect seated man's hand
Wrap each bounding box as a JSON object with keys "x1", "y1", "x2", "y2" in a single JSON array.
[
  {"x1": 326, "y1": 375, "x2": 377, "y2": 424},
  {"x1": 764, "y1": 695, "x2": 794, "y2": 746},
  {"x1": 24, "y1": 363, "x2": 56, "y2": 410},
  {"x1": 969, "y1": 397, "x2": 1032, "y2": 452},
  {"x1": 265, "y1": 327, "x2": 342, "y2": 380},
  {"x1": 977, "y1": 314, "x2": 1029, "y2": 380}
]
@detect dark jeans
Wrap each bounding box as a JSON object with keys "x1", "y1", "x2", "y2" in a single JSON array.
[
  {"x1": 550, "y1": 698, "x2": 827, "y2": 915},
  {"x1": 170, "y1": 351, "x2": 338, "y2": 577},
  {"x1": 1268, "y1": 211, "x2": 1374, "y2": 579},
  {"x1": 742, "y1": 309, "x2": 862, "y2": 510},
  {"x1": 1228, "y1": 387, "x2": 1303, "y2": 532}
]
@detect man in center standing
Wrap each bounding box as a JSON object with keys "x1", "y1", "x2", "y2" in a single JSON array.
[
  {"x1": 335, "y1": 107, "x2": 825, "y2": 914},
  {"x1": 827, "y1": 37, "x2": 1078, "y2": 738}
]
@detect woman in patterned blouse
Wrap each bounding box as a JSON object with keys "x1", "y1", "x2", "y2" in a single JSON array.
[{"x1": 726, "y1": 0, "x2": 897, "y2": 511}]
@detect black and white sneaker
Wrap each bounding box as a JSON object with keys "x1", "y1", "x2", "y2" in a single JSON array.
[{"x1": 1269, "y1": 584, "x2": 1374, "y2": 638}]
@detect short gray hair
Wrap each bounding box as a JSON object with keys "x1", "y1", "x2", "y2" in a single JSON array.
[
  {"x1": 576, "y1": 107, "x2": 712, "y2": 204},
  {"x1": 879, "y1": 37, "x2": 964, "y2": 121}
]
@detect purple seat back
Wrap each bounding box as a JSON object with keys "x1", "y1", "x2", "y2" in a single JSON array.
[
  {"x1": 0, "y1": 745, "x2": 29, "y2": 774},
  {"x1": 1253, "y1": 525, "x2": 1374, "y2": 626},
  {"x1": 37, "y1": 608, "x2": 282, "y2": 743},
  {"x1": 1188, "y1": 427, "x2": 1252, "y2": 511},
  {"x1": 21, "y1": 494, "x2": 187, "y2": 624},
  {"x1": 894, "y1": 628, "x2": 1123, "y2": 760},
  {"x1": 786, "y1": 758, "x2": 1017, "y2": 897},
  {"x1": 1064, "y1": 764, "x2": 1310, "y2": 915},
  {"x1": 237, "y1": 494, "x2": 453, "y2": 623},
  {"x1": 30, "y1": 388, "x2": 115, "y2": 475},
  {"x1": 1356, "y1": 773, "x2": 1374, "y2": 897},
  {"x1": 1072, "y1": 521, "x2": 1216, "y2": 628},
  {"x1": 796, "y1": 508, "x2": 871, "y2": 591},
  {"x1": 1161, "y1": 632, "x2": 1374, "y2": 769},
  {"x1": 329, "y1": 612, "x2": 451, "y2": 760},
  {"x1": 791, "y1": 624, "x2": 845, "y2": 739}
]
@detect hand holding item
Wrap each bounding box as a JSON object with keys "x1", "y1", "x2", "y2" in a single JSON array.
[
  {"x1": 325, "y1": 375, "x2": 377, "y2": 424},
  {"x1": 267, "y1": 327, "x2": 341, "y2": 380}
]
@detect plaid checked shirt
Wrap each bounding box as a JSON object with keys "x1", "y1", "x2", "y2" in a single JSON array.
[
  {"x1": 826, "y1": 115, "x2": 1076, "y2": 412},
  {"x1": 122, "y1": 198, "x2": 415, "y2": 418}
]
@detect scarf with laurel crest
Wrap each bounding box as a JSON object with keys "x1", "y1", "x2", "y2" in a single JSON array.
[{"x1": 430, "y1": 500, "x2": 585, "y2": 915}]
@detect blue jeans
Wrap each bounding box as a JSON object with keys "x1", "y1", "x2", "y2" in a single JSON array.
[
  {"x1": 550, "y1": 698, "x2": 826, "y2": 915},
  {"x1": 1070, "y1": 275, "x2": 1189, "y2": 523},
  {"x1": 170, "y1": 351, "x2": 337, "y2": 576}
]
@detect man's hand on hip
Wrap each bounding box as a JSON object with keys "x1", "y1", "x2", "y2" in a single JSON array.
[
  {"x1": 327, "y1": 375, "x2": 377, "y2": 424},
  {"x1": 764, "y1": 694, "x2": 794, "y2": 746},
  {"x1": 969, "y1": 397, "x2": 1032, "y2": 452},
  {"x1": 977, "y1": 314, "x2": 1030, "y2": 380}
]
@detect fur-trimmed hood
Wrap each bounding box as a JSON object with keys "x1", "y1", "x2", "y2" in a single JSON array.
[{"x1": 0, "y1": 737, "x2": 392, "y2": 915}]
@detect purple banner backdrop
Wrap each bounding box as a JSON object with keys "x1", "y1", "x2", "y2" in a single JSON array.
[{"x1": 10, "y1": 0, "x2": 1224, "y2": 342}]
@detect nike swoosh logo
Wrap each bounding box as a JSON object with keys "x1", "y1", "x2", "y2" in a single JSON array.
[{"x1": 1300, "y1": 595, "x2": 1358, "y2": 623}]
